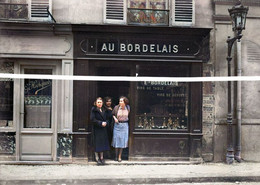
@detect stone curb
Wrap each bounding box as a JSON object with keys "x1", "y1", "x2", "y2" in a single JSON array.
[
  {"x1": 0, "y1": 160, "x2": 202, "y2": 165},
  {"x1": 1, "y1": 176, "x2": 260, "y2": 185}
]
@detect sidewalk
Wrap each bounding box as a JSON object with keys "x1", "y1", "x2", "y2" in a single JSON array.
[{"x1": 1, "y1": 161, "x2": 260, "y2": 184}]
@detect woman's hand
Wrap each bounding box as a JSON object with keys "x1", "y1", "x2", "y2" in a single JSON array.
[
  {"x1": 102, "y1": 122, "x2": 107, "y2": 127},
  {"x1": 113, "y1": 116, "x2": 119, "y2": 124}
]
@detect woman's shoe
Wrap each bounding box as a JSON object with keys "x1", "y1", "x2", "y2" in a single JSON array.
[
  {"x1": 114, "y1": 157, "x2": 118, "y2": 161},
  {"x1": 118, "y1": 158, "x2": 122, "y2": 162},
  {"x1": 97, "y1": 159, "x2": 102, "y2": 165},
  {"x1": 101, "y1": 159, "x2": 105, "y2": 165}
]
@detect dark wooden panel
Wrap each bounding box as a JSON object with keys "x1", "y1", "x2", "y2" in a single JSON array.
[
  {"x1": 72, "y1": 134, "x2": 90, "y2": 158},
  {"x1": 73, "y1": 60, "x2": 89, "y2": 132},
  {"x1": 132, "y1": 135, "x2": 189, "y2": 157},
  {"x1": 190, "y1": 63, "x2": 202, "y2": 133},
  {"x1": 75, "y1": 137, "x2": 86, "y2": 157}
]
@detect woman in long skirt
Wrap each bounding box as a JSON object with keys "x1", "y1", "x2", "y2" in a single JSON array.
[{"x1": 112, "y1": 96, "x2": 130, "y2": 162}]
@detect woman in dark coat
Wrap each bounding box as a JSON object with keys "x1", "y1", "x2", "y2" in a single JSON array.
[{"x1": 90, "y1": 97, "x2": 110, "y2": 165}]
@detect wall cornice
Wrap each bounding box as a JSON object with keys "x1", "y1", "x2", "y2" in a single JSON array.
[
  {"x1": 214, "y1": 0, "x2": 260, "y2": 6},
  {"x1": 0, "y1": 21, "x2": 72, "y2": 35}
]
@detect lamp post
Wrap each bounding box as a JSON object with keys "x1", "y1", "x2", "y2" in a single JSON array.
[{"x1": 226, "y1": 0, "x2": 248, "y2": 164}]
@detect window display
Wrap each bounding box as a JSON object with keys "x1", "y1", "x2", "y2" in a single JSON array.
[
  {"x1": 136, "y1": 82, "x2": 188, "y2": 130},
  {"x1": 135, "y1": 64, "x2": 189, "y2": 130}
]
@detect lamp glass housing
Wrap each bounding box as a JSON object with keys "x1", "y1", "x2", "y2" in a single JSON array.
[{"x1": 228, "y1": 3, "x2": 249, "y2": 33}]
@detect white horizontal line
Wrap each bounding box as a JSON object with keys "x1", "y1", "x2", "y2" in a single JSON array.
[{"x1": 0, "y1": 73, "x2": 260, "y2": 82}]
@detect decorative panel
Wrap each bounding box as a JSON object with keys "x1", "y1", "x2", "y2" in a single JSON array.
[
  {"x1": 57, "y1": 134, "x2": 72, "y2": 157},
  {"x1": 0, "y1": 133, "x2": 15, "y2": 154}
]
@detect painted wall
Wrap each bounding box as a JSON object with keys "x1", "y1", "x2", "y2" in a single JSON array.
[
  {"x1": 52, "y1": 0, "x2": 103, "y2": 24},
  {"x1": 214, "y1": 2, "x2": 260, "y2": 162},
  {"x1": 195, "y1": 0, "x2": 214, "y2": 28}
]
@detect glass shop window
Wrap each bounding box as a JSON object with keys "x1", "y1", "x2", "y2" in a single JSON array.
[
  {"x1": 0, "y1": 80, "x2": 14, "y2": 128},
  {"x1": 128, "y1": 0, "x2": 169, "y2": 25},
  {"x1": 135, "y1": 64, "x2": 189, "y2": 130},
  {"x1": 24, "y1": 69, "x2": 52, "y2": 128},
  {"x1": 0, "y1": 62, "x2": 14, "y2": 128}
]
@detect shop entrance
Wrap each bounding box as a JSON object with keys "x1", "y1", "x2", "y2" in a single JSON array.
[
  {"x1": 19, "y1": 65, "x2": 57, "y2": 161},
  {"x1": 96, "y1": 64, "x2": 131, "y2": 160}
]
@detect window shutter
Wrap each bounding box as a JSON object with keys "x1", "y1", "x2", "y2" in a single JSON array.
[
  {"x1": 29, "y1": 0, "x2": 52, "y2": 21},
  {"x1": 104, "y1": 0, "x2": 126, "y2": 24},
  {"x1": 172, "y1": 0, "x2": 194, "y2": 26}
]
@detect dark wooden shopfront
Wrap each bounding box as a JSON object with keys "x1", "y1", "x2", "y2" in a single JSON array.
[{"x1": 72, "y1": 25, "x2": 211, "y2": 161}]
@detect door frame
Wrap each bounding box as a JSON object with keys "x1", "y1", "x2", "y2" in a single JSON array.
[{"x1": 15, "y1": 60, "x2": 60, "y2": 161}]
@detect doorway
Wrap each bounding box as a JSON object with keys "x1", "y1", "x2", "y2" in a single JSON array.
[
  {"x1": 96, "y1": 64, "x2": 131, "y2": 160},
  {"x1": 19, "y1": 66, "x2": 57, "y2": 161}
]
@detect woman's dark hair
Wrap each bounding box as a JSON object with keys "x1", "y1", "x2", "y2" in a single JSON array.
[
  {"x1": 93, "y1": 97, "x2": 103, "y2": 106},
  {"x1": 119, "y1": 96, "x2": 129, "y2": 105}
]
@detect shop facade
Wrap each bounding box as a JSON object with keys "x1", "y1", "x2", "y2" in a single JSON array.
[
  {"x1": 0, "y1": 22, "x2": 213, "y2": 163},
  {"x1": 0, "y1": 23, "x2": 74, "y2": 162},
  {"x1": 72, "y1": 25, "x2": 211, "y2": 161}
]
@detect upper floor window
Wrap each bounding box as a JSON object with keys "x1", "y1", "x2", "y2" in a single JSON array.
[
  {"x1": 104, "y1": 0, "x2": 194, "y2": 26},
  {"x1": 0, "y1": 0, "x2": 52, "y2": 21},
  {"x1": 128, "y1": 0, "x2": 169, "y2": 25},
  {"x1": 0, "y1": 0, "x2": 28, "y2": 20}
]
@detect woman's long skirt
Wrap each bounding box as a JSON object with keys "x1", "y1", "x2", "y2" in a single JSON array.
[{"x1": 112, "y1": 122, "x2": 128, "y2": 148}]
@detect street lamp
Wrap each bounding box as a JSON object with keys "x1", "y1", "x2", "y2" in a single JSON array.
[
  {"x1": 229, "y1": 1, "x2": 248, "y2": 35},
  {"x1": 226, "y1": 1, "x2": 248, "y2": 164}
]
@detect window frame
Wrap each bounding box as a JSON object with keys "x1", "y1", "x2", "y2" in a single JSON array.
[{"x1": 127, "y1": 0, "x2": 170, "y2": 26}]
